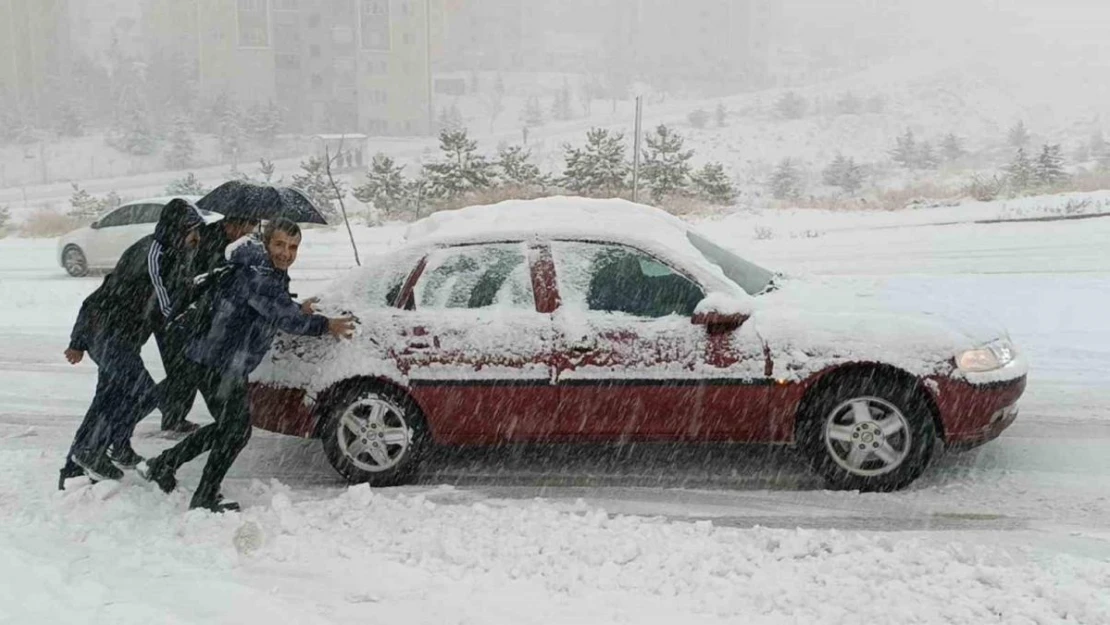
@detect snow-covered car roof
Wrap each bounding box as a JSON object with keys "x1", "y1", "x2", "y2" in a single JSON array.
[
  {"x1": 397, "y1": 196, "x2": 749, "y2": 296},
  {"x1": 120, "y1": 195, "x2": 204, "y2": 207}
]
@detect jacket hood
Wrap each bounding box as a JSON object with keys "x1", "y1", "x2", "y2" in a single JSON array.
[
  {"x1": 225, "y1": 234, "x2": 272, "y2": 269},
  {"x1": 154, "y1": 198, "x2": 204, "y2": 249}
]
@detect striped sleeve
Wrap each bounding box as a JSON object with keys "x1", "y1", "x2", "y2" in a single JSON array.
[{"x1": 148, "y1": 241, "x2": 172, "y2": 318}]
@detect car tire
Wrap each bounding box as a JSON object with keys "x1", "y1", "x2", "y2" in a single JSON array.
[
  {"x1": 798, "y1": 373, "x2": 936, "y2": 492},
  {"x1": 62, "y1": 245, "x2": 89, "y2": 277},
  {"x1": 319, "y1": 381, "x2": 429, "y2": 487}
]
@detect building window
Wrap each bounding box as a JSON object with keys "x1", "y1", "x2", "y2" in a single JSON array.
[
  {"x1": 311, "y1": 74, "x2": 323, "y2": 88},
  {"x1": 360, "y1": 0, "x2": 390, "y2": 51},
  {"x1": 401, "y1": 1, "x2": 411, "y2": 16},
  {"x1": 366, "y1": 89, "x2": 388, "y2": 105},
  {"x1": 237, "y1": 0, "x2": 270, "y2": 47}
]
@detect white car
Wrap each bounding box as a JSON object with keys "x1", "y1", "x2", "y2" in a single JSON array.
[{"x1": 57, "y1": 196, "x2": 218, "y2": 277}]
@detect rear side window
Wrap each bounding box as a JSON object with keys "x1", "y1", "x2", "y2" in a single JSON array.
[
  {"x1": 413, "y1": 243, "x2": 536, "y2": 311},
  {"x1": 551, "y1": 241, "x2": 704, "y2": 318},
  {"x1": 97, "y1": 206, "x2": 136, "y2": 228},
  {"x1": 137, "y1": 204, "x2": 164, "y2": 223}
]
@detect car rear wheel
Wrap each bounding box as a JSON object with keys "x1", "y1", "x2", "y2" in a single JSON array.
[
  {"x1": 62, "y1": 245, "x2": 88, "y2": 277},
  {"x1": 319, "y1": 382, "x2": 429, "y2": 486},
  {"x1": 798, "y1": 374, "x2": 936, "y2": 492}
]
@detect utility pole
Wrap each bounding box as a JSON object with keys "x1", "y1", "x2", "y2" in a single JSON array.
[
  {"x1": 425, "y1": 0, "x2": 434, "y2": 136},
  {"x1": 632, "y1": 95, "x2": 643, "y2": 202}
]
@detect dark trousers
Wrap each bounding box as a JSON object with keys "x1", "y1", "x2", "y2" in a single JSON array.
[
  {"x1": 67, "y1": 337, "x2": 159, "y2": 459},
  {"x1": 155, "y1": 362, "x2": 252, "y2": 505},
  {"x1": 154, "y1": 324, "x2": 198, "y2": 429}
]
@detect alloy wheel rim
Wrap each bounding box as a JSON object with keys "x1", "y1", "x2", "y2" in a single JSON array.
[
  {"x1": 823, "y1": 396, "x2": 911, "y2": 477},
  {"x1": 336, "y1": 396, "x2": 411, "y2": 473},
  {"x1": 64, "y1": 248, "x2": 86, "y2": 275}
]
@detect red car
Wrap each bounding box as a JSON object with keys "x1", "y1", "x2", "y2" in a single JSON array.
[{"x1": 249, "y1": 199, "x2": 1027, "y2": 492}]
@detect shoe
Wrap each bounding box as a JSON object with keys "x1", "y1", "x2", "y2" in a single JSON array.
[
  {"x1": 190, "y1": 493, "x2": 240, "y2": 513},
  {"x1": 162, "y1": 420, "x2": 200, "y2": 436},
  {"x1": 71, "y1": 450, "x2": 124, "y2": 482},
  {"x1": 137, "y1": 456, "x2": 177, "y2": 493},
  {"x1": 58, "y1": 460, "x2": 85, "y2": 490},
  {"x1": 107, "y1": 443, "x2": 143, "y2": 468}
]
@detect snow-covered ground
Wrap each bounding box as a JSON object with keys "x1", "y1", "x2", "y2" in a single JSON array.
[{"x1": 1, "y1": 201, "x2": 1109, "y2": 624}]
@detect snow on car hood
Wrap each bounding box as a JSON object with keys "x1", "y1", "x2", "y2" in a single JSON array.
[{"x1": 752, "y1": 275, "x2": 1016, "y2": 381}]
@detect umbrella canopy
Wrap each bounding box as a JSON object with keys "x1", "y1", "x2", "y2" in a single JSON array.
[{"x1": 196, "y1": 180, "x2": 329, "y2": 225}]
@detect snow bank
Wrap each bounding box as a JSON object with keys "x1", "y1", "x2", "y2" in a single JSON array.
[{"x1": 1, "y1": 450, "x2": 1107, "y2": 625}]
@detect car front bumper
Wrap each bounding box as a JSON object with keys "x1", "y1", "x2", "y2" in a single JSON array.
[{"x1": 932, "y1": 374, "x2": 1026, "y2": 450}]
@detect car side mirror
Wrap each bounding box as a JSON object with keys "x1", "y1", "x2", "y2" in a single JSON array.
[
  {"x1": 90, "y1": 220, "x2": 101, "y2": 230},
  {"x1": 691, "y1": 294, "x2": 752, "y2": 333}
]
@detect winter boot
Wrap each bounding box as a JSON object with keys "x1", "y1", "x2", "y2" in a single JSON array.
[
  {"x1": 137, "y1": 456, "x2": 177, "y2": 493},
  {"x1": 190, "y1": 492, "x2": 240, "y2": 513},
  {"x1": 71, "y1": 450, "x2": 124, "y2": 482},
  {"x1": 107, "y1": 442, "x2": 143, "y2": 468},
  {"x1": 58, "y1": 459, "x2": 85, "y2": 490}
]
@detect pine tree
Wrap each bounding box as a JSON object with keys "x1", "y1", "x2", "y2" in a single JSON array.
[
  {"x1": 551, "y1": 80, "x2": 574, "y2": 121},
  {"x1": 918, "y1": 141, "x2": 940, "y2": 170},
  {"x1": 250, "y1": 101, "x2": 282, "y2": 146},
  {"x1": 1089, "y1": 131, "x2": 1106, "y2": 160},
  {"x1": 687, "y1": 109, "x2": 710, "y2": 129},
  {"x1": 891, "y1": 129, "x2": 918, "y2": 169},
  {"x1": 769, "y1": 159, "x2": 803, "y2": 200},
  {"x1": 715, "y1": 103, "x2": 728, "y2": 127},
  {"x1": 68, "y1": 183, "x2": 110, "y2": 222},
  {"x1": 822, "y1": 154, "x2": 864, "y2": 193},
  {"x1": 776, "y1": 92, "x2": 807, "y2": 119},
  {"x1": 165, "y1": 173, "x2": 208, "y2": 196},
  {"x1": 55, "y1": 99, "x2": 86, "y2": 137},
  {"x1": 291, "y1": 157, "x2": 343, "y2": 221},
  {"x1": 112, "y1": 99, "x2": 158, "y2": 156},
  {"x1": 165, "y1": 115, "x2": 196, "y2": 170},
  {"x1": 1008, "y1": 121, "x2": 1030, "y2": 148},
  {"x1": 219, "y1": 106, "x2": 245, "y2": 161},
  {"x1": 691, "y1": 162, "x2": 737, "y2": 205},
  {"x1": 404, "y1": 170, "x2": 433, "y2": 218},
  {"x1": 522, "y1": 96, "x2": 544, "y2": 128},
  {"x1": 425, "y1": 128, "x2": 495, "y2": 199},
  {"x1": 641, "y1": 125, "x2": 693, "y2": 202},
  {"x1": 561, "y1": 128, "x2": 630, "y2": 197},
  {"x1": 353, "y1": 153, "x2": 408, "y2": 215},
  {"x1": 1005, "y1": 147, "x2": 1035, "y2": 191},
  {"x1": 258, "y1": 157, "x2": 279, "y2": 183},
  {"x1": 941, "y1": 133, "x2": 965, "y2": 162},
  {"x1": 1034, "y1": 144, "x2": 1067, "y2": 187},
  {"x1": 496, "y1": 144, "x2": 547, "y2": 187},
  {"x1": 0, "y1": 204, "x2": 10, "y2": 233}
]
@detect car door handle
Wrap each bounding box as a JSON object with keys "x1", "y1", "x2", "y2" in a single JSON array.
[{"x1": 569, "y1": 344, "x2": 593, "y2": 354}]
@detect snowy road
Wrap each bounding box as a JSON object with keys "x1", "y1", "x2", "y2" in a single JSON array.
[{"x1": 1, "y1": 205, "x2": 1108, "y2": 623}]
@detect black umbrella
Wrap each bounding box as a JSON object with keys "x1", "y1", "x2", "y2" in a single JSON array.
[{"x1": 196, "y1": 180, "x2": 329, "y2": 225}]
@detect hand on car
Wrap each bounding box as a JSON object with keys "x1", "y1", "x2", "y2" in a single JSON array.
[
  {"x1": 64, "y1": 348, "x2": 84, "y2": 365},
  {"x1": 301, "y1": 297, "x2": 320, "y2": 314},
  {"x1": 327, "y1": 315, "x2": 357, "y2": 339}
]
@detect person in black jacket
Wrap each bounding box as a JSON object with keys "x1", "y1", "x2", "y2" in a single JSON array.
[
  {"x1": 141, "y1": 219, "x2": 354, "y2": 512},
  {"x1": 61, "y1": 199, "x2": 204, "y2": 486},
  {"x1": 156, "y1": 217, "x2": 260, "y2": 434}
]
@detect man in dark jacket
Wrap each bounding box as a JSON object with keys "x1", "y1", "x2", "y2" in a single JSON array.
[
  {"x1": 62, "y1": 198, "x2": 204, "y2": 485},
  {"x1": 140, "y1": 218, "x2": 355, "y2": 512},
  {"x1": 157, "y1": 217, "x2": 261, "y2": 434}
]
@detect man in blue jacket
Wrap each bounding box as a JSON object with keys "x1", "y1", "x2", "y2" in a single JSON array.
[
  {"x1": 141, "y1": 218, "x2": 355, "y2": 512},
  {"x1": 63, "y1": 199, "x2": 204, "y2": 485}
]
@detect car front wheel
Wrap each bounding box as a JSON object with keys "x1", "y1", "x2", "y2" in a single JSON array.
[
  {"x1": 798, "y1": 374, "x2": 936, "y2": 492},
  {"x1": 62, "y1": 245, "x2": 88, "y2": 277},
  {"x1": 319, "y1": 382, "x2": 429, "y2": 486}
]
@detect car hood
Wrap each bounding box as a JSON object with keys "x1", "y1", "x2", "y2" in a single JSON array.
[{"x1": 751, "y1": 276, "x2": 1010, "y2": 380}]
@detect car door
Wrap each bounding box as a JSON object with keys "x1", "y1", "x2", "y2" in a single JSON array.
[
  {"x1": 547, "y1": 240, "x2": 772, "y2": 442},
  {"x1": 391, "y1": 241, "x2": 560, "y2": 445},
  {"x1": 113, "y1": 203, "x2": 161, "y2": 263}
]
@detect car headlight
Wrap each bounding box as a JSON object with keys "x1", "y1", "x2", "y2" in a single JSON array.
[{"x1": 957, "y1": 340, "x2": 1015, "y2": 372}]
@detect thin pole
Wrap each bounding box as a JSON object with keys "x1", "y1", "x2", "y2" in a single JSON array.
[
  {"x1": 632, "y1": 95, "x2": 643, "y2": 202},
  {"x1": 325, "y1": 143, "x2": 361, "y2": 267},
  {"x1": 425, "y1": 0, "x2": 433, "y2": 135}
]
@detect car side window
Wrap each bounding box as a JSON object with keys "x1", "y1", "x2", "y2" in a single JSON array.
[
  {"x1": 413, "y1": 243, "x2": 536, "y2": 311},
  {"x1": 551, "y1": 241, "x2": 705, "y2": 318},
  {"x1": 97, "y1": 206, "x2": 136, "y2": 228},
  {"x1": 137, "y1": 204, "x2": 163, "y2": 223}
]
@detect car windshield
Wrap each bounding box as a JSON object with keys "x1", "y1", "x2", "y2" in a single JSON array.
[{"x1": 685, "y1": 229, "x2": 776, "y2": 296}]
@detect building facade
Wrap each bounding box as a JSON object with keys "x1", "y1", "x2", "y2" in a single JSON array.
[{"x1": 0, "y1": 0, "x2": 71, "y2": 118}]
